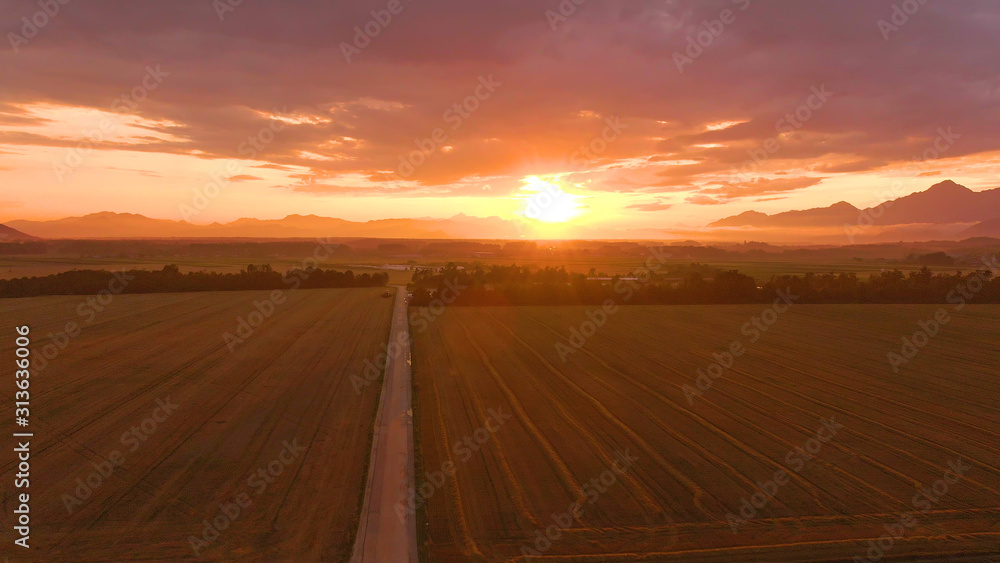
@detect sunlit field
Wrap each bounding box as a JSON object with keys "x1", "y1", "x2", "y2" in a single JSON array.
[
  {"x1": 412, "y1": 304, "x2": 1000, "y2": 561},
  {"x1": 0, "y1": 289, "x2": 392, "y2": 561}
]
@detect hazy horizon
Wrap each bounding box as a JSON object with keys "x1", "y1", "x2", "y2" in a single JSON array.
[{"x1": 4, "y1": 178, "x2": 998, "y2": 243}]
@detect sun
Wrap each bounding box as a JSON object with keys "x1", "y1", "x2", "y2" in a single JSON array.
[{"x1": 518, "y1": 177, "x2": 585, "y2": 223}]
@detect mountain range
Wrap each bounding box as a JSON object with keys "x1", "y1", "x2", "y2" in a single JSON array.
[
  {"x1": 4, "y1": 181, "x2": 998, "y2": 243},
  {"x1": 5, "y1": 212, "x2": 521, "y2": 240},
  {"x1": 961, "y1": 217, "x2": 1000, "y2": 238},
  {"x1": 0, "y1": 223, "x2": 37, "y2": 241},
  {"x1": 709, "y1": 181, "x2": 1000, "y2": 228}
]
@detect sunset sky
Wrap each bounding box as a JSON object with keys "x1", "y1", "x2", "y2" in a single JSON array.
[{"x1": 1, "y1": 0, "x2": 998, "y2": 237}]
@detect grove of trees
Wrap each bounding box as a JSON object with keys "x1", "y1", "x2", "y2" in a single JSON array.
[
  {"x1": 408, "y1": 263, "x2": 1000, "y2": 306},
  {"x1": 0, "y1": 264, "x2": 388, "y2": 298}
]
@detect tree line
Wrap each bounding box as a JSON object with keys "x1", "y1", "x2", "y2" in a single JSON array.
[
  {"x1": 408, "y1": 263, "x2": 1000, "y2": 306},
  {"x1": 0, "y1": 264, "x2": 389, "y2": 298}
]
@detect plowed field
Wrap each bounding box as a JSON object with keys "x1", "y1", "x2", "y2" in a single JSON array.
[
  {"x1": 412, "y1": 305, "x2": 1000, "y2": 562},
  {"x1": 0, "y1": 288, "x2": 393, "y2": 561}
]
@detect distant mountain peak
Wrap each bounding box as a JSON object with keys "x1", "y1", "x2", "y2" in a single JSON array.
[
  {"x1": 708, "y1": 202, "x2": 858, "y2": 228},
  {"x1": 0, "y1": 223, "x2": 38, "y2": 241},
  {"x1": 830, "y1": 201, "x2": 859, "y2": 210},
  {"x1": 707, "y1": 180, "x2": 999, "y2": 235},
  {"x1": 85, "y1": 211, "x2": 146, "y2": 218},
  {"x1": 927, "y1": 180, "x2": 971, "y2": 193},
  {"x1": 719, "y1": 210, "x2": 769, "y2": 222}
]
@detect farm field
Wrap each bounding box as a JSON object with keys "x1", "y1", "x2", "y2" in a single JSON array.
[
  {"x1": 411, "y1": 304, "x2": 1000, "y2": 561},
  {"x1": 0, "y1": 288, "x2": 393, "y2": 561}
]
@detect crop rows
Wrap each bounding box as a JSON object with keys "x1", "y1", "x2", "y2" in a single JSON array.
[
  {"x1": 412, "y1": 304, "x2": 1000, "y2": 561},
  {"x1": 0, "y1": 289, "x2": 392, "y2": 561}
]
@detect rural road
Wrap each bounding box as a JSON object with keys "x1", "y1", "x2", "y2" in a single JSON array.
[{"x1": 351, "y1": 287, "x2": 419, "y2": 563}]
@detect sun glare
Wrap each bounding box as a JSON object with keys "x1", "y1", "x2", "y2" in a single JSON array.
[{"x1": 518, "y1": 177, "x2": 584, "y2": 223}]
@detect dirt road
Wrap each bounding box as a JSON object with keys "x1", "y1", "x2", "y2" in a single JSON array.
[{"x1": 351, "y1": 287, "x2": 419, "y2": 562}]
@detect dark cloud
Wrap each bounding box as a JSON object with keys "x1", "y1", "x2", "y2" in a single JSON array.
[
  {"x1": 1, "y1": 0, "x2": 998, "y2": 200},
  {"x1": 697, "y1": 176, "x2": 825, "y2": 201}
]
